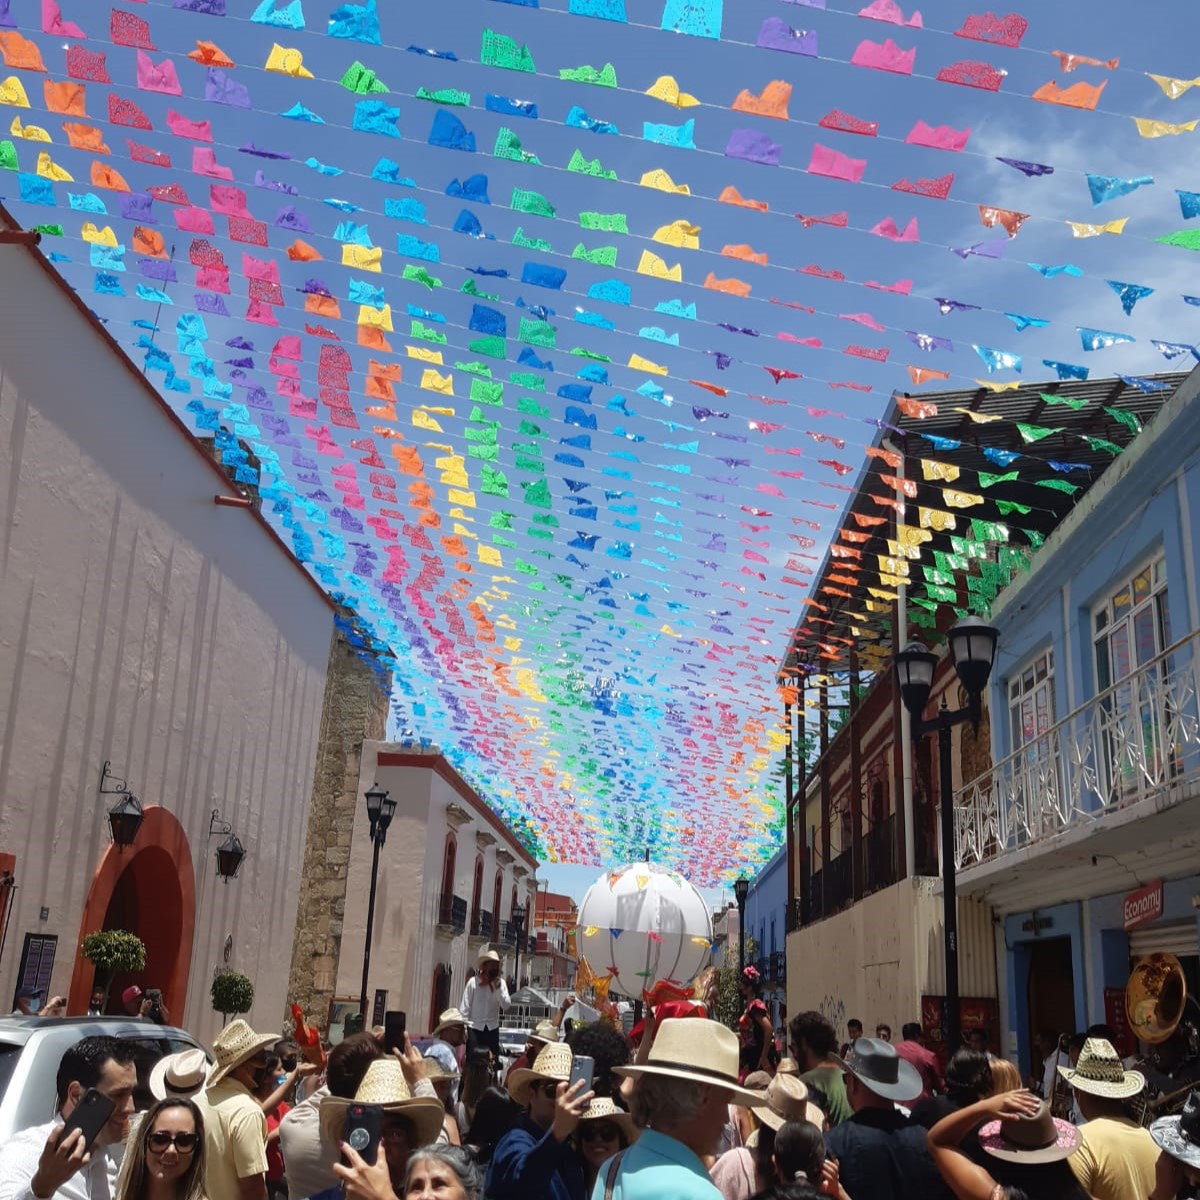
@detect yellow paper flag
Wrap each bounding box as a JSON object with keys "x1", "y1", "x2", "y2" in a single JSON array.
[
  {"x1": 645, "y1": 74, "x2": 699, "y2": 107},
  {"x1": 264, "y1": 43, "x2": 314, "y2": 78},
  {"x1": 1133, "y1": 116, "x2": 1198, "y2": 138},
  {"x1": 630, "y1": 354, "x2": 668, "y2": 375},
  {"x1": 342, "y1": 244, "x2": 382, "y2": 272},
  {"x1": 357, "y1": 303, "x2": 393, "y2": 331},
  {"x1": 921, "y1": 459, "x2": 959, "y2": 483},
  {"x1": 636, "y1": 249, "x2": 682, "y2": 282},
  {"x1": 652, "y1": 219, "x2": 701, "y2": 249},
  {"x1": 943, "y1": 489, "x2": 984, "y2": 509},
  {"x1": 1067, "y1": 218, "x2": 1128, "y2": 238},
  {"x1": 952, "y1": 407, "x2": 1001, "y2": 423},
  {"x1": 420, "y1": 369, "x2": 454, "y2": 395},
  {"x1": 36, "y1": 150, "x2": 71, "y2": 180},
  {"x1": 0, "y1": 75, "x2": 31, "y2": 107},
  {"x1": 640, "y1": 168, "x2": 690, "y2": 194},
  {"x1": 918, "y1": 507, "x2": 956, "y2": 532},
  {"x1": 80, "y1": 222, "x2": 117, "y2": 246},
  {"x1": 406, "y1": 345, "x2": 444, "y2": 364},
  {"x1": 1146, "y1": 73, "x2": 1200, "y2": 100}
]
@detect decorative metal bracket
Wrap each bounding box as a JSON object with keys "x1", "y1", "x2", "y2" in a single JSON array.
[
  {"x1": 98, "y1": 761, "x2": 129, "y2": 796},
  {"x1": 209, "y1": 808, "x2": 233, "y2": 837}
]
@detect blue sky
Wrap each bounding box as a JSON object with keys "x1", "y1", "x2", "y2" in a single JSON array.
[{"x1": 2, "y1": 0, "x2": 1197, "y2": 889}]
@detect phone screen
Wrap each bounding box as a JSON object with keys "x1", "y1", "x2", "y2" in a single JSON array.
[
  {"x1": 61, "y1": 1088, "x2": 116, "y2": 1152},
  {"x1": 383, "y1": 1010, "x2": 407, "y2": 1054},
  {"x1": 568, "y1": 1054, "x2": 594, "y2": 1093}
]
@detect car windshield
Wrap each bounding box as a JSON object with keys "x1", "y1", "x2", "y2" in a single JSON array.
[{"x1": 0, "y1": 1041, "x2": 21, "y2": 1103}]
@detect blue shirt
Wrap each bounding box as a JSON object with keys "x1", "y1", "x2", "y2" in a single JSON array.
[
  {"x1": 590, "y1": 1129, "x2": 723, "y2": 1200},
  {"x1": 486, "y1": 1115, "x2": 586, "y2": 1200}
]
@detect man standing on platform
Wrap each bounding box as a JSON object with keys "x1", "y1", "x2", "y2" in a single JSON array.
[{"x1": 462, "y1": 950, "x2": 509, "y2": 1061}]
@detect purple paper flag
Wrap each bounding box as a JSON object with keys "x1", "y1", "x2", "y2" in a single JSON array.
[
  {"x1": 726, "y1": 129, "x2": 782, "y2": 166},
  {"x1": 756, "y1": 17, "x2": 818, "y2": 54}
]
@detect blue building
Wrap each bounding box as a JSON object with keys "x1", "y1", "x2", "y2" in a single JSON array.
[
  {"x1": 744, "y1": 846, "x2": 788, "y2": 1028},
  {"x1": 953, "y1": 364, "x2": 1200, "y2": 1075}
]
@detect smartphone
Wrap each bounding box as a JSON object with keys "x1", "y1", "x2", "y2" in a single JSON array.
[
  {"x1": 344, "y1": 1102, "x2": 383, "y2": 1165},
  {"x1": 60, "y1": 1088, "x2": 116, "y2": 1152},
  {"x1": 568, "y1": 1055, "x2": 594, "y2": 1093},
  {"x1": 383, "y1": 1010, "x2": 407, "y2": 1054}
]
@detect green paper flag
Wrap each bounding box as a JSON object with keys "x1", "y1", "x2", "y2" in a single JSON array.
[
  {"x1": 580, "y1": 211, "x2": 629, "y2": 234},
  {"x1": 1040, "y1": 392, "x2": 1088, "y2": 410},
  {"x1": 461, "y1": 279, "x2": 499, "y2": 301},
  {"x1": 1036, "y1": 479, "x2": 1081, "y2": 495},
  {"x1": 403, "y1": 265, "x2": 442, "y2": 289},
  {"x1": 995, "y1": 500, "x2": 1032, "y2": 516},
  {"x1": 978, "y1": 470, "x2": 1019, "y2": 488},
  {"x1": 1103, "y1": 406, "x2": 1143, "y2": 435},
  {"x1": 512, "y1": 227, "x2": 552, "y2": 252},
  {"x1": 494, "y1": 128, "x2": 541, "y2": 164},
  {"x1": 567, "y1": 149, "x2": 617, "y2": 180},
  {"x1": 560, "y1": 63, "x2": 618, "y2": 87},
  {"x1": 0, "y1": 140, "x2": 18, "y2": 171},
  {"x1": 1015, "y1": 422, "x2": 1062, "y2": 444},
  {"x1": 1156, "y1": 229, "x2": 1200, "y2": 251},
  {"x1": 573, "y1": 243, "x2": 618, "y2": 266},
  {"x1": 416, "y1": 87, "x2": 470, "y2": 107},
  {"x1": 481, "y1": 29, "x2": 536, "y2": 73},
  {"x1": 511, "y1": 188, "x2": 556, "y2": 217},
  {"x1": 1086, "y1": 436, "x2": 1124, "y2": 455},
  {"x1": 340, "y1": 61, "x2": 389, "y2": 93},
  {"x1": 519, "y1": 319, "x2": 557, "y2": 348}
]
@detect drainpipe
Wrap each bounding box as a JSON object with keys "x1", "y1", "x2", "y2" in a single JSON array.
[{"x1": 886, "y1": 439, "x2": 916, "y2": 878}]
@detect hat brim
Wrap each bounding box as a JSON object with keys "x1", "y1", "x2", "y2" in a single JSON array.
[
  {"x1": 579, "y1": 1106, "x2": 638, "y2": 1144},
  {"x1": 150, "y1": 1057, "x2": 205, "y2": 1101},
  {"x1": 978, "y1": 1118, "x2": 1080, "y2": 1163},
  {"x1": 1057, "y1": 1063, "x2": 1146, "y2": 1099},
  {"x1": 206, "y1": 1032, "x2": 279, "y2": 1088},
  {"x1": 757, "y1": 1100, "x2": 825, "y2": 1131},
  {"x1": 508, "y1": 1066, "x2": 569, "y2": 1106},
  {"x1": 432, "y1": 1020, "x2": 466, "y2": 1038},
  {"x1": 843, "y1": 1058, "x2": 924, "y2": 1104},
  {"x1": 613, "y1": 1063, "x2": 767, "y2": 1108},
  {"x1": 319, "y1": 1094, "x2": 447, "y2": 1151},
  {"x1": 1151, "y1": 1115, "x2": 1200, "y2": 1169}
]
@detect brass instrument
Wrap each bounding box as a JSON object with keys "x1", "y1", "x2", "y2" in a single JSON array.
[{"x1": 1125, "y1": 952, "x2": 1200, "y2": 1125}]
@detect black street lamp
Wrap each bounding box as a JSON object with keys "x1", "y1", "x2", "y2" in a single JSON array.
[
  {"x1": 733, "y1": 876, "x2": 750, "y2": 974},
  {"x1": 107, "y1": 793, "x2": 144, "y2": 849},
  {"x1": 511, "y1": 903, "x2": 526, "y2": 990},
  {"x1": 215, "y1": 835, "x2": 246, "y2": 881},
  {"x1": 894, "y1": 615, "x2": 999, "y2": 1051},
  {"x1": 359, "y1": 782, "x2": 397, "y2": 1020}
]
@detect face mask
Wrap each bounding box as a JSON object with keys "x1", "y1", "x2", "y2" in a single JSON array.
[
  {"x1": 26, "y1": 1000, "x2": 41, "y2": 1014},
  {"x1": 277, "y1": 1074, "x2": 288, "y2": 1088}
]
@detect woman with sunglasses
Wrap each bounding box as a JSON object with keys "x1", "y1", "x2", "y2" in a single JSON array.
[
  {"x1": 114, "y1": 1097, "x2": 206, "y2": 1200},
  {"x1": 574, "y1": 1099, "x2": 635, "y2": 1195}
]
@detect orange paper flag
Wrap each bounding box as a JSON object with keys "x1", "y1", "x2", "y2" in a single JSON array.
[
  {"x1": 43, "y1": 79, "x2": 86, "y2": 115},
  {"x1": 718, "y1": 186, "x2": 768, "y2": 211},
  {"x1": 63, "y1": 122, "x2": 109, "y2": 153},
  {"x1": 704, "y1": 273, "x2": 752, "y2": 297},
  {"x1": 731, "y1": 80, "x2": 792, "y2": 120},
  {"x1": 907, "y1": 366, "x2": 951, "y2": 386},
  {"x1": 90, "y1": 161, "x2": 130, "y2": 191},
  {"x1": 0, "y1": 31, "x2": 47, "y2": 72},
  {"x1": 189, "y1": 41, "x2": 235, "y2": 68},
  {"x1": 1032, "y1": 79, "x2": 1105, "y2": 110}
]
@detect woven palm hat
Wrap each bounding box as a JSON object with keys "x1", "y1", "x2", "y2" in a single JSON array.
[
  {"x1": 755, "y1": 1073, "x2": 825, "y2": 1131},
  {"x1": 508, "y1": 1040, "x2": 574, "y2": 1106},
  {"x1": 432, "y1": 1007, "x2": 467, "y2": 1037},
  {"x1": 206, "y1": 1019, "x2": 278, "y2": 1087},
  {"x1": 477, "y1": 949, "x2": 501, "y2": 969},
  {"x1": 613, "y1": 1018, "x2": 768, "y2": 1107},
  {"x1": 319, "y1": 1058, "x2": 446, "y2": 1149},
  {"x1": 1057, "y1": 1037, "x2": 1145, "y2": 1099},
  {"x1": 531, "y1": 1020, "x2": 562, "y2": 1044},
  {"x1": 776, "y1": 1057, "x2": 800, "y2": 1077},
  {"x1": 578, "y1": 1096, "x2": 637, "y2": 1144},
  {"x1": 151, "y1": 1049, "x2": 209, "y2": 1100}
]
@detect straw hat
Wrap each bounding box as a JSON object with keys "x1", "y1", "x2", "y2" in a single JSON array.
[
  {"x1": 613, "y1": 1018, "x2": 767, "y2": 1107},
  {"x1": 1057, "y1": 1037, "x2": 1145, "y2": 1099},
  {"x1": 508, "y1": 1041, "x2": 574, "y2": 1106},
  {"x1": 151, "y1": 1049, "x2": 209, "y2": 1100},
  {"x1": 531, "y1": 1020, "x2": 562, "y2": 1044},
  {"x1": 755, "y1": 1074, "x2": 825, "y2": 1131},
  {"x1": 578, "y1": 1096, "x2": 637, "y2": 1144},
  {"x1": 422, "y1": 1051, "x2": 460, "y2": 1081},
  {"x1": 207, "y1": 1019, "x2": 278, "y2": 1088},
  {"x1": 320, "y1": 1058, "x2": 446, "y2": 1149},
  {"x1": 477, "y1": 949, "x2": 501, "y2": 969},
  {"x1": 777, "y1": 1057, "x2": 800, "y2": 1077},
  {"x1": 978, "y1": 1101, "x2": 1080, "y2": 1163},
  {"x1": 432, "y1": 1007, "x2": 467, "y2": 1038}
]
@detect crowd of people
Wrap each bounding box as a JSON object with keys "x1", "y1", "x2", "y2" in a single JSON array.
[{"x1": 4, "y1": 959, "x2": 1200, "y2": 1200}]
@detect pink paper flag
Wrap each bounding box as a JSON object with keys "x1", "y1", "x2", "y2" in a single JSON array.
[
  {"x1": 871, "y1": 216, "x2": 919, "y2": 241},
  {"x1": 859, "y1": 0, "x2": 922, "y2": 26},
  {"x1": 851, "y1": 37, "x2": 916, "y2": 74},
  {"x1": 135, "y1": 50, "x2": 182, "y2": 95},
  {"x1": 166, "y1": 109, "x2": 212, "y2": 141},
  {"x1": 808, "y1": 143, "x2": 867, "y2": 182},
  {"x1": 905, "y1": 119, "x2": 970, "y2": 151},
  {"x1": 176, "y1": 207, "x2": 215, "y2": 234},
  {"x1": 43, "y1": 0, "x2": 85, "y2": 37},
  {"x1": 209, "y1": 184, "x2": 249, "y2": 216},
  {"x1": 840, "y1": 312, "x2": 887, "y2": 332},
  {"x1": 866, "y1": 278, "x2": 914, "y2": 294},
  {"x1": 192, "y1": 146, "x2": 232, "y2": 178}
]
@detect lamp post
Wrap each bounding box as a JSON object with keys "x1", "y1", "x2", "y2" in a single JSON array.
[
  {"x1": 511, "y1": 903, "x2": 526, "y2": 991},
  {"x1": 894, "y1": 616, "x2": 998, "y2": 1052},
  {"x1": 359, "y1": 782, "x2": 397, "y2": 1020},
  {"x1": 733, "y1": 876, "x2": 750, "y2": 974}
]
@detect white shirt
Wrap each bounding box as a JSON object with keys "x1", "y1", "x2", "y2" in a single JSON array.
[
  {"x1": 0, "y1": 1118, "x2": 118, "y2": 1200},
  {"x1": 1042, "y1": 1047, "x2": 1068, "y2": 1101},
  {"x1": 460, "y1": 976, "x2": 509, "y2": 1030}
]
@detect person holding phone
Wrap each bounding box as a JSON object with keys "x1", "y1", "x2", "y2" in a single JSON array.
[
  {"x1": 113, "y1": 1097, "x2": 207, "y2": 1200},
  {"x1": 0, "y1": 1034, "x2": 137, "y2": 1200},
  {"x1": 460, "y1": 952, "x2": 509, "y2": 1062}
]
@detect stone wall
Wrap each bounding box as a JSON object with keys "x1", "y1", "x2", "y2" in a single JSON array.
[{"x1": 285, "y1": 625, "x2": 389, "y2": 1030}]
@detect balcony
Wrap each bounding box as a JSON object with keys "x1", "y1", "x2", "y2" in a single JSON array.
[
  {"x1": 806, "y1": 849, "x2": 853, "y2": 924},
  {"x1": 437, "y1": 894, "x2": 467, "y2": 935},
  {"x1": 955, "y1": 630, "x2": 1200, "y2": 870},
  {"x1": 770, "y1": 950, "x2": 786, "y2": 984},
  {"x1": 755, "y1": 955, "x2": 770, "y2": 980},
  {"x1": 495, "y1": 920, "x2": 516, "y2": 949},
  {"x1": 470, "y1": 908, "x2": 493, "y2": 940},
  {"x1": 865, "y1": 813, "x2": 897, "y2": 891}
]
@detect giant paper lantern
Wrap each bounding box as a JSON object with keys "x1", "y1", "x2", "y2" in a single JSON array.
[{"x1": 576, "y1": 863, "x2": 713, "y2": 1000}]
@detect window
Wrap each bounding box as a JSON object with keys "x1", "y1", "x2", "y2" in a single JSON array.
[
  {"x1": 471, "y1": 856, "x2": 484, "y2": 921},
  {"x1": 13, "y1": 934, "x2": 56, "y2": 1009},
  {"x1": 1008, "y1": 647, "x2": 1055, "y2": 751},
  {"x1": 439, "y1": 834, "x2": 457, "y2": 900},
  {"x1": 492, "y1": 872, "x2": 503, "y2": 938},
  {"x1": 770, "y1": 918, "x2": 776, "y2": 954}
]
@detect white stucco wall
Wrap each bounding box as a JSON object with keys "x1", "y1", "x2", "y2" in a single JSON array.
[
  {"x1": 0, "y1": 230, "x2": 332, "y2": 1044},
  {"x1": 338, "y1": 742, "x2": 537, "y2": 1031}
]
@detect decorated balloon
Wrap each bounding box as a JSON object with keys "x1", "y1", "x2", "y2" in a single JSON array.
[{"x1": 576, "y1": 864, "x2": 713, "y2": 1000}]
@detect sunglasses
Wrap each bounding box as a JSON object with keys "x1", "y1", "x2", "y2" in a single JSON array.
[
  {"x1": 530, "y1": 1080, "x2": 560, "y2": 1098},
  {"x1": 580, "y1": 1123, "x2": 620, "y2": 1141},
  {"x1": 148, "y1": 1131, "x2": 198, "y2": 1154}
]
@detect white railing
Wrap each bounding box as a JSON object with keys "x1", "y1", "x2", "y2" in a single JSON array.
[{"x1": 955, "y1": 629, "x2": 1200, "y2": 869}]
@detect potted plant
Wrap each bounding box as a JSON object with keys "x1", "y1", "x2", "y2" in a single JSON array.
[
  {"x1": 81, "y1": 929, "x2": 146, "y2": 1002},
  {"x1": 211, "y1": 971, "x2": 254, "y2": 1025}
]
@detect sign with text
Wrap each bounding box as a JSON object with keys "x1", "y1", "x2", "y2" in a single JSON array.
[
  {"x1": 1123, "y1": 880, "x2": 1163, "y2": 930},
  {"x1": 1103, "y1": 987, "x2": 1136, "y2": 1058}
]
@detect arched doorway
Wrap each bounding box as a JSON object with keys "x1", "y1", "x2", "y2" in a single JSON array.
[
  {"x1": 68, "y1": 806, "x2": 196, "y2": 1021},
  {"x1": 429, "y1": 963, "x2": 452, "y2": 1031}
]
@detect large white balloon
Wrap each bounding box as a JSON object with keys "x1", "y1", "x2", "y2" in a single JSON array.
[{"x1": 576, "y1": 863, "x2": 713, "y2": 999}]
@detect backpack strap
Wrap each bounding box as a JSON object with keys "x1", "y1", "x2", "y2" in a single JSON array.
[{"x1": 603, "y1": 1149, "x2": 628, "y2": 1200}]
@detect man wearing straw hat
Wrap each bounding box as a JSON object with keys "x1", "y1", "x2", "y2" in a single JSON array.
[
  {"x1": 602, "y1": 1017, "x2": 767, "y2": 1200},
  {"x1": 488, "y1": 1039, "x2": 595, "y2": 1200},
  {"x1": 1058, "y1": 1036, "x2": 1158, "y2": 1200},
  {"x1": 194, "y1": 1018, "x2": 279, "y2": 1200},
  {"x1": 461, "y1": 950, "x2": 509, "y2": 1062}
]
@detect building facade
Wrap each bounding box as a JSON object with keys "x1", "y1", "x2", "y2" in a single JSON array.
[
  {"x1": 528, "y1": 890, "x2": 577, "y2": 993},
  {"x1": 335, "y1": 742, "x2": 538, "y2": 1034},
  {"x1": 954, "y1": 364, "x2": 1200, "y2": 1072},
  {"x1": 744, "y1": 849, "x2": 788, "y2": 1027},
  {"x1": 0, "y1": 211, "x2": 334, "y2": 1045}
]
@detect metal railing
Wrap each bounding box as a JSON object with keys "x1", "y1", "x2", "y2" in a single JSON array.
[
  {"x1": 955, "y1": 628, "x2": 1200, "y2": 869},
  {"x1": 469, "y1": 908, "x2": 491, "y2": 939},
  {"x1": 865, "y1": 814, "x2": 897, "y2": 890},
  {"x1": 438, "y1": 894, "x2": 468, "y2": 934}
]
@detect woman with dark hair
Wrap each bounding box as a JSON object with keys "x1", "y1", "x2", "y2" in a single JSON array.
[
  {"x1": 929, "y1": 1088, "x2": 1092, "y2": 1200},
  {"x1": 772, "y1": 1120, "x2": 850, "y2": 1198},
  {"x1": 114, "y1": 1097, "x2": 206, "y2": 1200},
  {"x1": 463, "y1": 1085, "x2": 519, "y2": 1166},
  {"x1": 455, "y1": 1048, "x2": 495, "y2": 1135},
  {"x1": 574, "y1": 1098, "x2": 635, "y2": 1194},
  {"x1": 738, "y1": 966, "x2": 776, "y2": 1079},
  {"x1": 565, "y1": 1021, "x2": 630, "y2": 1098},
  {"x1": 912, "y1": 1049, "x2": 994, "y2": 1129}
]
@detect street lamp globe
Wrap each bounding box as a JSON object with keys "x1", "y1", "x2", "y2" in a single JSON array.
[
  {"x1": 733, "y1": 876, "x2": 750, "y2": 906},
  {"x1": 948, "y1": 616, "x2": 1000, "y2": 709},
  {"x1": 364, "y1": 782, "x2": 395, "y2": 843},
  {"x1": 894, "y1": 641, "x2": 938, "y2": 720}
]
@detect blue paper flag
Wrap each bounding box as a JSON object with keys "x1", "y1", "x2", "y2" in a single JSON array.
[
  {"x1": 453, "y1": 209, "x2": 489, "y2": 238},
  {"x1": 93, "y1": 272, "x2": 125, "y2": 295},
  {"x1": 446, "y1": 175, "x2": 490, "y2": 203},
  {"x1": 1106, "y1": 280, "x2": 1155, "y2": 315},
  {"x1": 429, "y1": 111, "x2": 477, "y2": 152},
  {"x1": 486, "y1": 94, "x2": 538, "y2": 119},
  {"x1": 588, "y1": 279, "x2": 630, "y2": 305},
  {"x1": 1029, "y1": 263, "x2": 1083, "y2": 279},
  {"x1": 924, "y1": 435, "x2": 961, "y2": 452},
  {"x1": 90, "y1": 244, "x2": 126, "y2": 271},
  {"x1": 1150, "y1": 340, "x2": 1199, "y2": 361},
  {"x1": 1177, "y1": 190, "x2": 1200, "y2": 220},
  {"x1": 307, "y1": 157, "x2": 344, "y2": 176},
  {"x1": 469, "y1": 305, "x2": 507, "y2": 336},
  {"x1": 396, "y1": 235, "x2": 440, "y2": 262},
  {"x1": 281, "y1": 103, "x2": 324, "y2": 123},
  {"x1": 69, "y1": 192, "x2": 107, "y2": 214},
  {"x1": 982, "y1": 447, "x2": 1020, "y2": 467},
  {"x1": 644, "y1": 120, "x2": 695, "y2": 149},
  {"x1": 1043, "y1": 360, "x2": 1089, "y2": 380},
  {"x1": 1087, "y1": 174, "x2": 1153, "y2": 206},
  {"x1": 567, "y1": 107, "x2": 619, "y2": 135},
  {"x1": 973, "y1": 345, "x2": 1022, "y2": 373},
  {"x1": 1003, "y1": 313, "x2": 1049, "y2": 332},
  {"x1": 1078, "y1": 327, "x2": 1134, "y2": 352},
  {"x1": 354, "y1": 100, "x2": 401, "y2": 138},
  {"x1": 136, "y1": 284, "x2": 173, "y2": 304},
  {"x1": 406, "y1": 45, "x2": 457, "y2": 60},
  {"x1": 385, "y1": 197, "x2": 427, "y2": 224},
  {"x1": 571, "y1": 0, "x2": 626, "y2": 17},
  {"x1": 662, "y1": 0, "x2": 721, "y2": 37},
  {"x1": 328, "y1": 0, "x2": 381, "y2": 43},
  {"x1": 17, "y1": 174, "x2": 55, "y2": 206},
  {"x1": 1118, "y1": 375, "x2": 1173, "y2": 391},
  {"x1": 251, "y1": 0, "x2": 305, "y2": 28}
]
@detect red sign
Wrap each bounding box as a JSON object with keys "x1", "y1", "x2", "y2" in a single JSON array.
[
  {"x1": 1123, "y1": 880, "x2": 1163, "y2": 930},
  {"x1": 1103, "y1": 987, "x2": 1136, "y2": 1058}
]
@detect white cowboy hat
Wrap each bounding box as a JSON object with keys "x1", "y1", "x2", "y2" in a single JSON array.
[
  {"x1": 1057, "y1": 1037, "x2": 1145, "y2": 1099},
  {"x1": 206, "y1": 1019, "x2": 278, "y2": 1088},
  {"x1": 614, "y1": 1018, "x2": 768, "y2": 1107},
  {"x1": 151, "y1": 1049, "x2": 209, "y2": 1100},
  {"x1": 320, "y1": 1058, "x2": 446, "y2": 1149},
  {"x1": 755, "y1": 1073, "x2": 825, "y2": 1131},
  {"x1": 431, "y1": 1007, "x2": 467, "y2": 1038},
  {"x1": 578, "y1": 1096, "x2": 637, "y2": 1144},
  {"x1": 508, "y1": 1041, "x2": 574, "y2": 1106},
  {"x1": 530, "y1": 1020, "x2": 562, "y2": 1044},
  {"x1": 477, "y1": 949, "x2": 501, "y2": 969}
]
